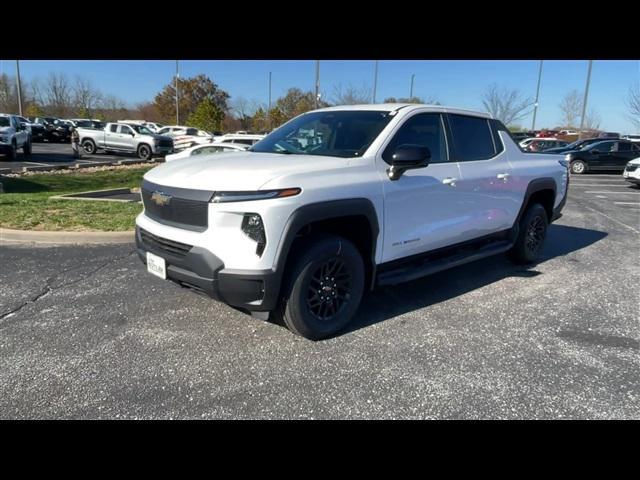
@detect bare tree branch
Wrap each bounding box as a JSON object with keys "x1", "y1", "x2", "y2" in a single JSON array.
[
  {"x1": 481, "y1": 84, "x2": 533, "y2": 126},
  {"x1": 332, "y1": 83, "x2": 372, "y2": 105},
  {"x1": 559, "y1": 90, "x2": 583, "y2": 128},
  {"x1": 627, "y1": 82, "x2": 640, "y2": 128}
]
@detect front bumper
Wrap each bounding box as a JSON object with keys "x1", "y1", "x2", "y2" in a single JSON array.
[
  {"x1": 152, "y1": 146, "x2": 174, "y2": 155},
  {"x1": 135, "y1": 225, "x2": 281, "y2": 312}
]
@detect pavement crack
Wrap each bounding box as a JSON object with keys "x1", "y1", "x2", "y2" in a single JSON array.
[{"x1": 0, "y1": 247, "x2": 136, "y2": 323}]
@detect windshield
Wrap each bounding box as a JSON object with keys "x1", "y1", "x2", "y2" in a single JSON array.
[
  {"x1": 250, "y1": 110, "x2": 394, "y2": 158},
  {"x1": 0, "y1": 117, "x2": 10, "y2": 127},
  {"x1": 130, "y1": 125, "x2": 154, "y2": 135}
]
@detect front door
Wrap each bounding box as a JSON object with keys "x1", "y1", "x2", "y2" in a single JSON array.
[{"x1": 379, "y1": 112, "x2": 469, "y2": 263}]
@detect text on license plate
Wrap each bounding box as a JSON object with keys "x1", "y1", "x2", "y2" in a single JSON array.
[{"x1": 146, "y1": 251, "x2": 166, "y2": 279}]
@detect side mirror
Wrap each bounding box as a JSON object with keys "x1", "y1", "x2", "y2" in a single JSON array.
[
  {"x1": 19, "y1": 123, "x2": 27, "y2": 130},
  {"x1": 387, "y1": 144, "x2": 431, "y2": 180}
]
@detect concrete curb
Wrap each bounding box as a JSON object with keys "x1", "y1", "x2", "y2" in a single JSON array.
[{"x1": 0, "y1": 228, "x2": 135, "y2": 245}]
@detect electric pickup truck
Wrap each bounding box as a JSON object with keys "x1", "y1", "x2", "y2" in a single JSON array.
[
  {"x1": 78, "y1": 122, "x2": 174, "y2": 160},
  {"x1": 135, "y1": 104, "x2": 569, "y2": 340}
]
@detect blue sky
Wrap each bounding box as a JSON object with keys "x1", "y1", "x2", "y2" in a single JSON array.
[{"x1": 1, "y1": 60, "x2": 638, "y2": 132}]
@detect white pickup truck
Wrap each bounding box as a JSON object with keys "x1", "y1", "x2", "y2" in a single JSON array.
[
  {"x1": 0, "y1": 113, "x2": 32, "y2": 160},
  {"x1": 78, "y1": 122, "x2": 174, "y2": 160},
  {"x1": 135, "y1": 104, "x2": 568, "y2": 340}
]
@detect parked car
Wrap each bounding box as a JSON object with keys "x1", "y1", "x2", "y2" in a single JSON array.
[
  {"x1": 523, "y1": 139, "x2": 569, "y2": 152},
  {"x1": 28, "y1": 116, "x2": 70, "y2": 142},
  {"x1": 598, "y1": 131, "x2": 620, "y2": 139},
  {"x1": 156, "y1": 125, "x2": 214, "y2": 151},
  {"x1": 135, "y1": 103, "x2": 568, "y2": 340},
  {"x1": 622, "y1": 134, "x2": 640, "y2": 143},
  {"x1": 0, "y1": 113, "x2": 32, "y2": 160},
  {"x1": 78, "y1": 122, "x2": 174, "y2": 160},
  {"x1": 544, "y1": 137, "x2": 603, "y2": 154},
  {"x1": 215, "y1": 133, "x2": 265, "y2": 146},
  {"x1": 536, "y1": 129, "x2": 560, "y2": 138},
  {"x1": 564, "y1": 139, "x2": 640, "y2": 174},
  {"x1": 144, "y1": 122, "x2": 164, "y2": 132},
  {"x1": 623, "y1": 157, "x2": 640, "y2": 186},
  {"x1": 165, "y1": 142, "x2": 248, "y2": 162},
  {"x1": 17, "y1": 116, "x2": 46, "y2": 142},
  {"x1": 518, "y1": 137, "x2": 539, "y2": 149},
  {"x1": 71, "y1": 119, "x2": 106, "y2": 130},
  {"x1": 558, "y1": 129, "x2": 578, "y2": 136}
]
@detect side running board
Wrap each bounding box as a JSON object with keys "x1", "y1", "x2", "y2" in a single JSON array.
[{"x1": 376, "y1": 240, "x2": 513, "y2": 287}]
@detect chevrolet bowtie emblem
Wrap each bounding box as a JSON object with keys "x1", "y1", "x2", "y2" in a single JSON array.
[{"x1": 151, "y1": 191, "x2": 171, "y2": 206}]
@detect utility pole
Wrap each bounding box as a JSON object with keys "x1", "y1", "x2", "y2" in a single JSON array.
[
  {"x1": 15, "y1": 60, "x2": 23, "y2": 116},
  {"x1": 314, "y1": 60, "x2": 320, "y2": 109},
  {"x1": 268, "y1": 71, "x2": 272, "y2": 132},
  {"x1": 409, "y1": 74, "x2": 415, "y2": 100},
  {"x1": 578, "y1": 60, "x2": 593, "y2": 140},
  {"x1": 175, "y1": 60, "x2": 180, "y2": 125},
  {"x1": 531, "y1": 60, "x2": 543, "y2": 131},
  {"x1": 372, "y1": 60, "x2": 378, "y2": 103}
]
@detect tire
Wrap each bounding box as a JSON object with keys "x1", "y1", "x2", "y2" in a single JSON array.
[
  {"x1": 82, "y1": 139, "x2": 97, "y2": 154},
  {"x1": 508, "y1": 203, "x2": 549, "y2": 264},
  {"x1": 23, "y1": 139, "x2": 32, "y2": 156},
  {"x1": 7, "y1": 141, "x2": 17, "y2": 161},
  {"x1": 570, "y1": 160, "x2": 587, "y2": 174},
  {"x1": 275, "y1": 234, "x2": 365, "y2": 340},
  {"x1": 137, "y1": 144, "x2": 152, "y2": 160}
]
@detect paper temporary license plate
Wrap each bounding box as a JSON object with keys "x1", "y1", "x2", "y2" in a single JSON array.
[{"x1": 146, "y1": 251, "x2": 166, "y2": 279}]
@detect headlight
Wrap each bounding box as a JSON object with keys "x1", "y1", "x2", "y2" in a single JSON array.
[
  {"x1": 241, "y1": 213, "x2": 266, "y2": 256},
  {"x1": 564, "y1": 154, "x2": 572, "y2": 161},
  {"x1": 211, "y1": 188, "x2": 301, "y2": 203}
]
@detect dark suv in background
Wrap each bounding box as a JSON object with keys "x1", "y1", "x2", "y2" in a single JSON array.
[{"x1": 565, "y1": 139, "x2": 640, "y2": 174}]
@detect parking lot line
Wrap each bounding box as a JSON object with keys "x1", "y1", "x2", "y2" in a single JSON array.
[
  {"x1": 584, "y1": 191, "x2": 640, "y2": 195},
  {"x1": 582, "y1": 205, "x2": 640, "y2": 234},
  {"x1": 614, "y1": 202, "x2": 640, "y2": 205},
  {"x1": 22, "y1": 161, "x2": 51, "y2": 166},
  {"x1": 570, "y1": 184, "x2": 629, "y2": 187}
]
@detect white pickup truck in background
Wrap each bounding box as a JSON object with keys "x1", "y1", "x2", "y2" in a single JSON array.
[
  {"x1": 78, "y1": 122, "x2": 174, "y2": 160},
  {"x1": 0, "y1": 113, "x2": 32, "y2": 160}
]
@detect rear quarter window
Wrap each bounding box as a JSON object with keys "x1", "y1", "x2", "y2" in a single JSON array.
[{"x1": 447, "y1": 114, "x2": 497, "y2": 161}]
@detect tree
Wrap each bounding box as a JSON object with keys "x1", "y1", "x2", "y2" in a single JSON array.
[
  {"x1": 153, "y1": 74, "x2": 230, "y2": 125},
  {"x1": 383, "y1": 96, "x2": 440, "y2": 104},
  {"x1": 25, "y1": 103, "x2": 44, "y2": 117},
  {"x1": 272, "y1": 88, "x2": 329, "y2": 124},
  {"x1": 42, "y1": 72, "x2": 73, "y2": 117},
  {"x1": 250, "y1": 107, "x2": 269, "y2": 132},
  {"x1": 187, "y1": 97, "x2": 225, "y2": 132},
  {"x1": 627, "y1": 82, "x2": 640, "y2": 127},
  {"x1": 231, "y1": 97, "x2": 260, "y2": 130},
  {"x1": 559, "y1": 90, "x2": 583, "y2": 128},
  {"x1": 73, "y1": 76, "x2": 101, "y2": 118},
  {"x1": 583, "y1": 109, "x2": 601, "y2": 131},
  {"x1": 0, "y1": 74, "x2": 19, "y2": 113},
  {"x1": 332, "y1": 83, "x2": 371, "y2": 105},
  {"x1": 481, "y1": 84, "x2": 533, "y2": 126}
]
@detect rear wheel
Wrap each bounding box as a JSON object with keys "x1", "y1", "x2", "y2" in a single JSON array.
[
  {"x1": 82, "y1": 139, "x2": 97, "y2": 154},
  {"x1": 508, "y1": 203, "x2": 548, "y2": 264},
  {"x1": 275, "y1": 235, "x2": 365, "y2": 340},
  {"x1": 570, "y1": 160, "x2": 587, "y2": 174}
]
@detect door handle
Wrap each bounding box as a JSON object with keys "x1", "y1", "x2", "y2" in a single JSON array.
[
  {"x1": 442, "y1": 177, "x2": 457, "y2": 187},
  {"x1": 497, "y1": 173, "x2": 510, "y2": 181}
]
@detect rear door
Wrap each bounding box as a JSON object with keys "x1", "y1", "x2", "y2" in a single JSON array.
[
  {"x1": 446, "y1": 114, "x2": 520, "y2": 236},
  {"x1": 615, "y1": 142, "x2": 640, "y2": 169},
  {"x1": 104, "y1": 124, "x2": 120, "y2": 148}
]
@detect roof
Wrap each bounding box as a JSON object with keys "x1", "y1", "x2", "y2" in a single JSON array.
[{"x1": 312, "y1": 103, "x2": 492, "y2": 118}]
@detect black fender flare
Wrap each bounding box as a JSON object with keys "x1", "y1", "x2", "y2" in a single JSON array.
[
  {"x1": 272, "y1": 198, "x2": 380, "y2": 286},
  {"x1": 512, "y1": 177, "x2": 557, "y2": 237}
]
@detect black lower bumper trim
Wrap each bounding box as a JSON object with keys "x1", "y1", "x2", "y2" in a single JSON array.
[{"x1": 135, "y1": 225, "x2": 281, "y2": 312}]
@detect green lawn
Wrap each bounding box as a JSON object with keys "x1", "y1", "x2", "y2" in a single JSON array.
[{"x1": 0, "y1": 167, "x2": 154, "y2": 231}]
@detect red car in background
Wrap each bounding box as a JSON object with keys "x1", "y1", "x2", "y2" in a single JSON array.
[{"x1": 536, "y1": 129, "x2": 560, "y2": 138}]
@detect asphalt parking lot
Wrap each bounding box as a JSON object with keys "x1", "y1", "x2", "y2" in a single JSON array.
[
  {"x1": 0, "y1": 142, "x2": 153, "y2": 172},
  {"x1": 0, "y1": 173, "x2": 638, "y2": 419}
]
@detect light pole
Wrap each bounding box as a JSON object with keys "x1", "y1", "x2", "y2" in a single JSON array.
[
  {"x1": 578, "y1": 60, "x2": 593, "y2": 140},
  {"x1": 409, "y1": 74, "x2": 415, "y2": 100},
  {"x1": 314, "y1": 60, "x2": 320, "y2": 109},
  {"x1": 372, "y1": 60, "x2": 378, "y2": 103},
  {"x1": 175, "y1": 60, "x2": 179, "y2": 125},
  {"x1": 531, "y1": 60, "x2": 543, "y2": 131},
  {"x1": 268, "y1": 71, "x2": 272, "y2": 132},
  {"x1": 15, "y1": 60, "x2": 23, "y2": 116}
]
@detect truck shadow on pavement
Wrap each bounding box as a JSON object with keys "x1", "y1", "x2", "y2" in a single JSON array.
[{"x1": 342, "y1": 224, "x2": 608, "y2": 336}]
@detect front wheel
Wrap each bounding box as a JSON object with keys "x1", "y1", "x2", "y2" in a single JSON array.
[
  {"x1": 7, "y1": 141, "x2": 17, "y2": 161},
  {"x1": 275, "y1": 235, "x2": 365, "y2": 340},
  {"x1": 137, "y1": 144, "x2": 152, "y2": 160},
  {"x1": 570, "y1": 160, "x2": 587, "y2": 174},
  {"x1": 508, "y1": 203, "x2": 548, "y2": 264},
  {"x1": 23, "y1": 139, "x2": 32, "y2": 155}
]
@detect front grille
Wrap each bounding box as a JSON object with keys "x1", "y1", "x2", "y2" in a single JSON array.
[
  {"x1": 140, "y1": 228, "x2": 192, "y2": 257},
  {"x1": 626, "y1": 164, "x2": 638, "y2": 172},
  {"x1": 141, "y1": 187, "x2": 209, "y2": 231},
  {"x1": 158, "y1": 139, "x2": 173, "y2": 148}
]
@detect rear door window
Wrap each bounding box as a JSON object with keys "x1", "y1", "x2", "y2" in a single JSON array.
[{"x1": 447, "y1": 114, "x2": 496, "y2": 161}]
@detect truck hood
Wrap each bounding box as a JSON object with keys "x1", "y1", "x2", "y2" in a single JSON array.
[
  {"x1": 0, "y1": 126, "x2": 14, "y2": 134},
  {"x1": 144, "y1": 151, "x2": 349, "y2": 191}
]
